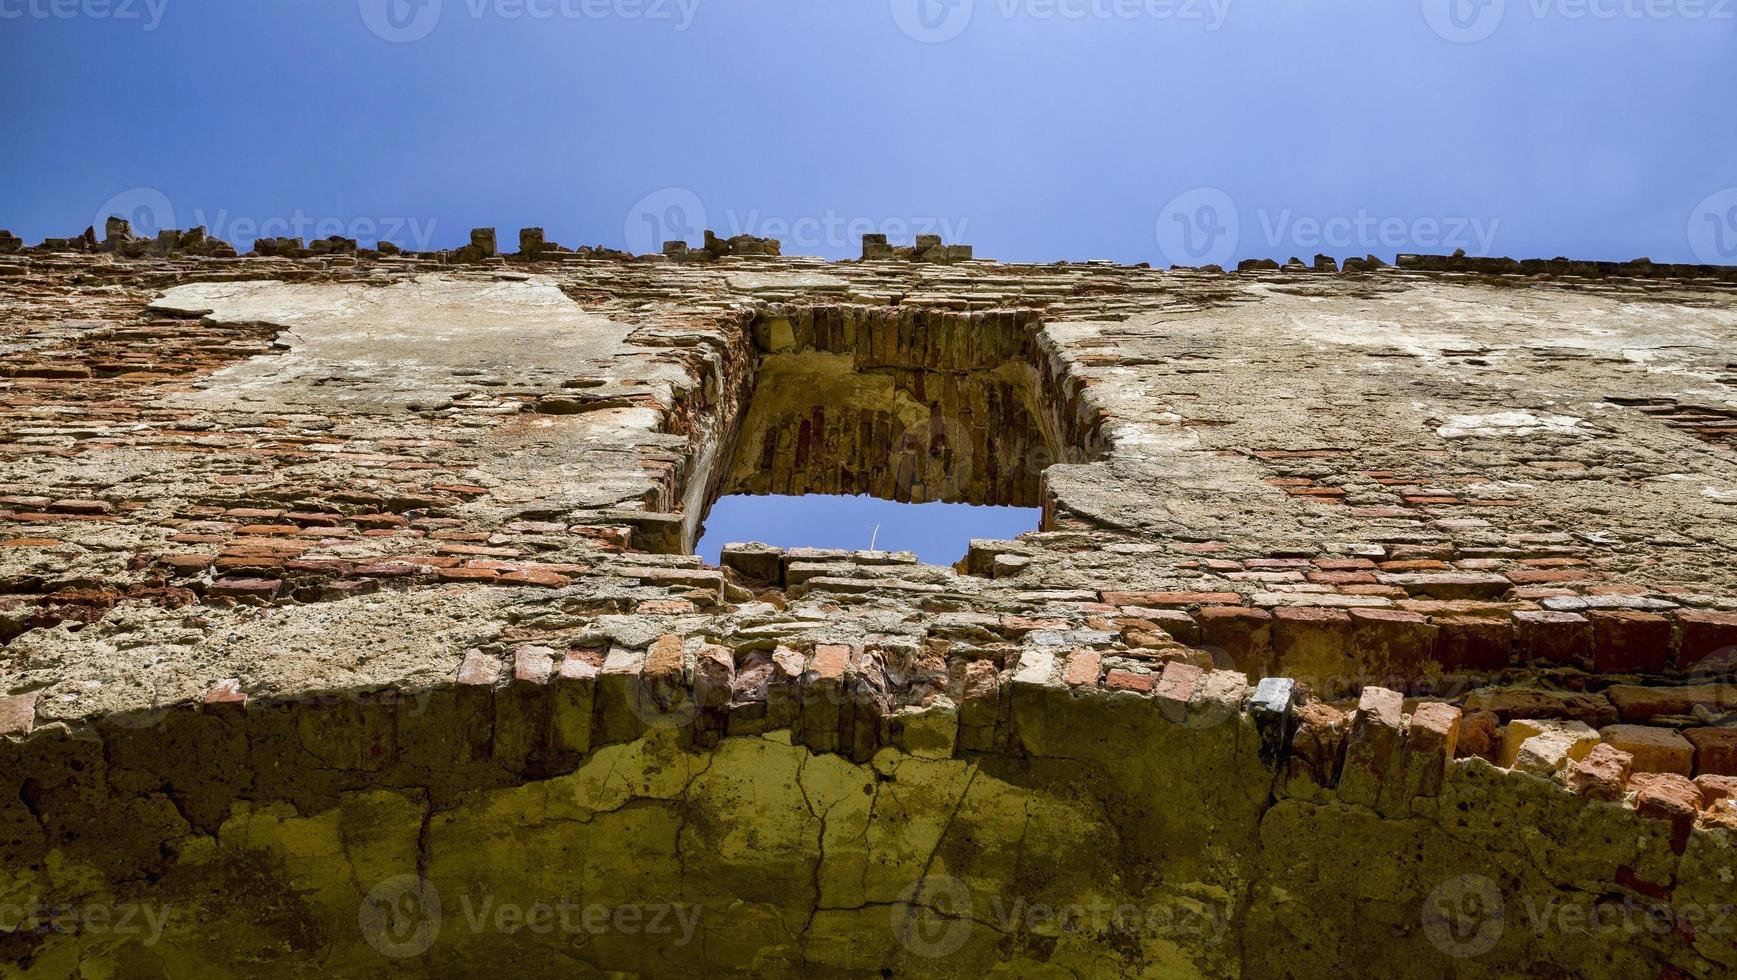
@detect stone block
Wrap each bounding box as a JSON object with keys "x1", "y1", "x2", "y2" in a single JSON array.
[
  {"x1": 596, "y1": 646, "x2": 648, "y2": 745},
  {"x1": 1153, "y1": 661, "x2": 1202, "y2": 724},
  {"x1": 495, "y1": 645, "x2": 556, "y2": 774},
  {"x1": 1432, "y1": 615, "x2": 1512, "y2": 672},
  {"x1": 1349, "y1": 608, "x2": 1435, "y2": 679},
  {"x1": 1677, "y1": 609, "x2": 1737, "y2": 673},
  {"x1": 957, "y1": 658, "x2": 1002, "y2": 751},
  {"x1": 1272, "y1": 607, "x2": 1354, "y2": 693},
  {"x1": 720, "y1": 542, "x2": 783, "y2": 584},
  {"x1": 1284, "y1": 702, "x2": 1348, "y2": 799},
  {"x1": 1198, "y1": 606, "x2": 1272, "y2": 680},
  {"x1": 470, "y1": 227, "x2": 497, "y2": 258},
  {"x1": 1685, "y1": 727, "x2": 1737, "y2": 776},
  {"x1": 550, "y1": 650, "x2": 599, "y2": 758},
  {"x1": 1606, "y1": 683, "x2": 1737, "y2": 722},
  {"x1": 1249, "y1": 677, "x2": 1296, "y2": 764},
  {"x1": 1337, "y1": 686, "x2": 1404, "y2": 807},
  {"x1": 0, "y1": 692, "x2": 38, "y2": 737},
  {"x1": 891, "y1": 697, "x2": 958, "y2": 759},
  {"x1": 1589, "y1": 610, "x2": 1672, "y2": 674},
  {"x1": 1631, "y1": 772, "x2": 1700, "y2": 853},
  {"x1": 1598, "y1": 724, "x2": 1692, "y2": 776},
  {"x1": 1500, "y1": 719, "x2": 1599, "y2": 774},
  {"x1": 800, "y1": 644, "x2": 852, "y2": 753},
  {"x1": 1061, "y1": 650, "x2": 1102, "y2": 687},
  {"x1": 1563, "y1": 743, "x2": 1632, "y2": 800},
  {"x1": 1400, "y1": 701, "x2": 1461, "y2": 800},
  {"x1": 1512, "y1": 611, "x2": 1592, "y2": 667}
]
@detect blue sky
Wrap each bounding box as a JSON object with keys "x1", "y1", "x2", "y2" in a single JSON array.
[
  {"x1": 5, "y1": 1, "x2": 1734, "y2": 563},
  {"x1": 3, "y1": 0, "x2": 1734, "y2": 265},
  {"x1": 695, "y1": 495, "x2": 1038, "y2": 566}
]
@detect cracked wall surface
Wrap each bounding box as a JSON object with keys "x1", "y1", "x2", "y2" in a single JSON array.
[{"x1": 3, "y1": 233, "x2": 1737, "y2": 976}]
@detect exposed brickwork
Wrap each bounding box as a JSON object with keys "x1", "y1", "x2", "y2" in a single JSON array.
[{"x1": 3, "y1": 233, "x2": 1737, "y2": 976}]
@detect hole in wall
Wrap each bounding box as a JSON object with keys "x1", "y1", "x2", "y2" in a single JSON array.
[
  {"x1": 684, "y1": 306, "x2": 1101, "y2": 567},
  {"x1": 694, "y1": 495, "x2": 1040, "y2": 566}
]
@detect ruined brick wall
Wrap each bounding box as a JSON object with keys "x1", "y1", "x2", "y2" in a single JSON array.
[{"x1": 2, "y1": 231, "x2": 1737, "y2": 977}]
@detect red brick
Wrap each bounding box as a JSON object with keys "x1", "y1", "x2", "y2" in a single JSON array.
[
  {"x1": 1512, "y1": 610, "x2": 1591, "y2": 666},
  {"x1": 457, "y1": 651, "x2": 501, "y2": 686},
  {"x1": 1307, "y1": 571, "x2": 1377, "y2": 586},
  {"x1": 1152, "y1": 661, "x2": 1203, "y2": 719},
  {"x1": 1686, "y1": 728, "x2": 1737, "y2": 777},
  {"x1": 1105, "y1": 670, "x2": 1156, "y2": 693},
  {"x1": 1378, "y1": 559, "x2": 1449, "y2": 571},
  {"x1": 645, "y1": 634, "x2": 687, "y2": 685},
  {"x1": 207, "y1": 576, "x2": 281, "y2": 599},
  {"x1": 1349, "y1": 608, "x2": 1435, "y2": 676},
  {"x1": 0, "y1": 692, "x2": 39, "y2": 736},
  {"x1": 513, "y1": 646, "x2": 554, "y2": 685},
  {"x1": 1061, "y1": 650, "x2": 1102, "y2": 687},
  {"x1": 1118, "y1": 607, "x2": 1201, "y2": 645},
  {"x1": 1632, "y1": 772, "x2": 1700, "y2": 853},
  {"x1": 498, "y1": 569, "x2": 571, "y2": 588},
  {"x1": 1433, "y1": 615, "x2": 1512, "y2": 672},
  {"x1": 1102, "y1": 591, "x2": 1242, "y2": 608},
  {"x1": 203, "y1": 678, "x2": 247, "y2": 709},
  {"x1": 1676, "y1": 609, "x2": 1737, "y2": 673},
  {"x1": 436, "y1": 567, "x2": 498, "y2": 582},
  {"x1": 810, "y1": 644, "x2": 851, "y2": 682},
  {"x1": 1197, "y1": 606, "x2": 1272, "y2": 678},
  {"x1": 1505, "y1": 569, "x2": 1593, "y2": 585},
  {"x1": 1272, "y1": 607, "x2": 1353, "y2": 690},
  {"x1": 1589, "y1": 610, "x2": 1672, "y2": 674}
]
